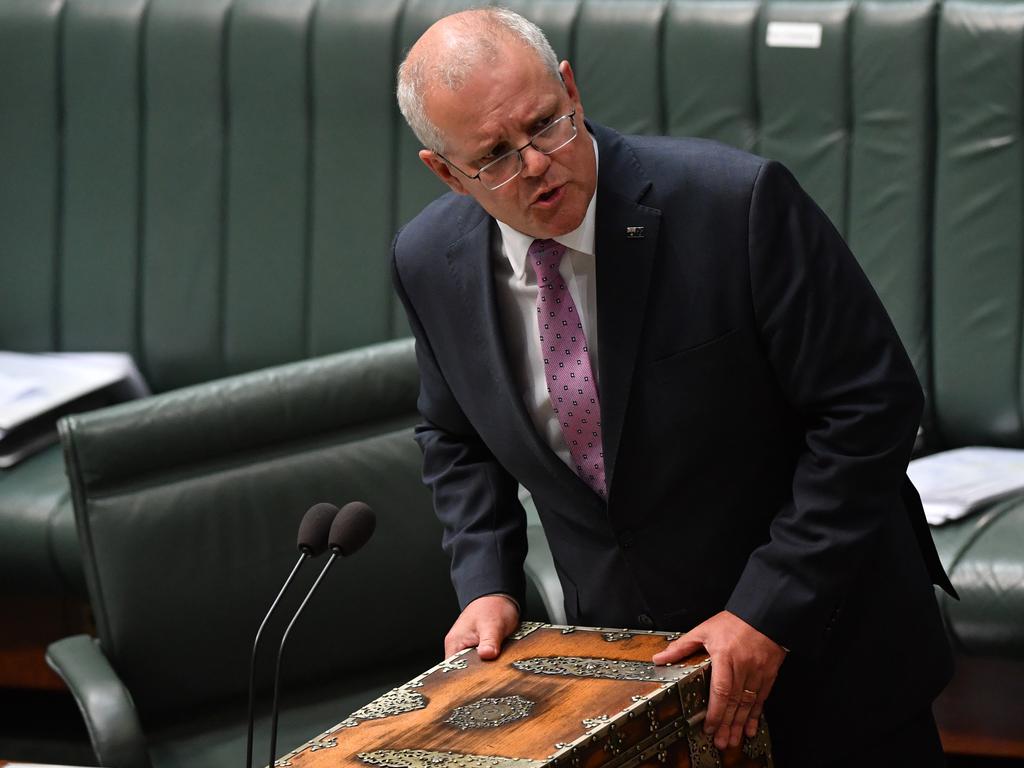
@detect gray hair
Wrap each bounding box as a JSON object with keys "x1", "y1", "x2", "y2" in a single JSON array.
[{"x1": 397, "y1": 7, "x2": 561, "y2": 154}]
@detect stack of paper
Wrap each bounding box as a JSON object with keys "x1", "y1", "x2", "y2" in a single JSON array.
[
  {"x1": 907, "y1": 447, "x2": 1024, "y2": 525},
  {"x1": 0, "y1": 352, "x2": 148, "y2": 468}
]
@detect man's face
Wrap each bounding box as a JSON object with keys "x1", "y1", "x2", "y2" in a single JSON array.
[{"x1": 419, "y1": 47, "x2": 597, "y2": 239}]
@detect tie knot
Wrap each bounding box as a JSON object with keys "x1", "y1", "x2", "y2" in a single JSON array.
[{"x1": 528, "y1": 238, "x2": 565, "y2": 280}]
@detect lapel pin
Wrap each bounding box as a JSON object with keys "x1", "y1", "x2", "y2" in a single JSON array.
[{"x1": 625, "y1": 226, "x2": 645, "y2": 239}]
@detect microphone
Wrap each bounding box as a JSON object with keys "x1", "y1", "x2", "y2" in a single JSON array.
[
  {"x1": 244, "y1": 502, "x2": 338, "y2": 768},
  {"x1": 267, "y1": 502, "x2": 376, "y2": 768}
]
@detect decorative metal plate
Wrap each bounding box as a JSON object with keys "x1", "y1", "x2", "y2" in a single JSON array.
[
  {"x1": 602, "y1": 632, "x2": 633, "y2": 642},
  {"x1": 509, "y1": 621, "x2": 544, "y2": 640},
  {"x1": 512, "y1": 656, "x2": 705, "y2": 682},
  {"x1": 742, "y1": 722, "x2": 774, "y2": 764},
  {"x1": 358, "y1": 749, "x2": 544, "y2": 768},
  {"x1": 687, "y1": 729, "x2": 722, "y2": 768},
  {"x1": 337, "y1": 686, "x2": 428, "y2": 728},
  {"x1": 439, "y1": 658, "x2": 468, "y2": 673},
  {"x1": 446, "y1": 694, "x2": 535, "y2": 730}
]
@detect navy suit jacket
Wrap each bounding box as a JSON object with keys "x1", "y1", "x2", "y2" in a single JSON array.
[{"x1": 392, "y1": 122, "x2": 954, "y2": 760}]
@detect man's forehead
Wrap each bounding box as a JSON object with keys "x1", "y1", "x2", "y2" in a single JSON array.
[{"x1": 469, "y1": 91, "x2": 561, "y2": 146}]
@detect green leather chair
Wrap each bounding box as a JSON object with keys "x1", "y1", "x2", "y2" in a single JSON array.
[{"x1": 47, "y1": 341, "x2": 461, "y2": 768}]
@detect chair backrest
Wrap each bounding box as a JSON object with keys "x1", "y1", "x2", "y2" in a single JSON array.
[{"x1": 60, "y1": 340, "x2": 459, "y2": 720}]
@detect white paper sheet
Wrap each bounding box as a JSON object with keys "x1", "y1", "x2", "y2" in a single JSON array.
[
  {"x1": 908, "y1": 447, "x2": 1024, "y2": 525},
  {"x1": 0, "y1": 351, "x2": 148, "y2": 435}
]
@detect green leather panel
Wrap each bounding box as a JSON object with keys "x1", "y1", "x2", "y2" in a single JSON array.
[
  {"x1": 934, "y1": 0, "x2": 1024, "y2": 446},
  {"x1": 575, "y1": 0, "x2": 667, "y2": 136},
  {"x1": 502, "y1": 0, "x2": 581, "y2": 58},
  {"x1": 61, "y1": 339, "x2": 418, "y2": 488},
  {"x1": 0, "y1": 445, "x2": 80, "y2": 597},
  {"x1": 664, "y1": 0, "x2": 759, "y2": 151},
  {"x1": 0, "y1": 0, "x2": 62, "y2": 351},
  {"x1": 139, "y1": 0, "x2": 231, "y2": 391},
  {"x1": 309, "y1": 0, "x2": 405, "y2": 353},
  {"x1": 847, "y1": 1, "x2": 935, "y2": 404},
  {"x1": 61, "y1": 0, "x2": 146, "y2": 356},
  {"x1": 73, "y1": 428, "x2": 456, "y2": 719},
  {"x1": 223, "y1": 0, "x2": 315, "y2": 376},
  {"x1": 138, "y1": 0, "x2": 228, "y2": 391},
  {"x1": 931, "y1": 496, "x2": 1024, "y2": 658},
  {"x1": 758, "y1": 0, "x2": 853, "y2": 233}
]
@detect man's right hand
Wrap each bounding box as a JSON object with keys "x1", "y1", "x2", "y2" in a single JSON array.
[{"x1": 444, "y1": 594, "x2": 520, "y2": 660}]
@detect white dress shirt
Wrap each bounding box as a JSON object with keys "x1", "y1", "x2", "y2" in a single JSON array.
[{"x1": 493, "y1": 139, "x2": 600, "y2": 471}]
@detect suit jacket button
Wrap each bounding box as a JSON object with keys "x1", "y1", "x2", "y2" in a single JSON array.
[
  {"x1": 637, "y1": 614, "x2": 655, "y2": 629},
  {"x1": 618, "y1": 530, "x2": 634, "y2": 549}
]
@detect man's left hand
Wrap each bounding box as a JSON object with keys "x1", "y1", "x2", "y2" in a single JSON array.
[{"x1": 652, "y1": 611, "x2": 785, "y2": 750}]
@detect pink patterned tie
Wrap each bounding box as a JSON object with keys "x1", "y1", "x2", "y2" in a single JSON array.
[{"x1": 529, "y1": 239, "x2": 607, "y2": 498}]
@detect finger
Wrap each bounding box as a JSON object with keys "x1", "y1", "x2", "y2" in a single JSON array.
[
  {"x1": 728, "y1": 680, "x2": 761, "y2": 748},
  {"x1": 744, "y1": 673, "x2": 777, "y2": 738},
  {"x1": 652, "y1": 633, "x2": 704, "y2": 665},
  {"x1": 702, "y1": 659, "x2": 733, "y2": 738},
  {"x1": 713, "y1": 657, "x2": 746, "y2": 750},
  {"x1": 714, "y1": 691, "x2": 742, "y2": 751}
]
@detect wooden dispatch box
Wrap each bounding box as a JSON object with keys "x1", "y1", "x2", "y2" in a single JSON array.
[{"x1": 276, "y1": 623, "x2": 773, "y2": 768}]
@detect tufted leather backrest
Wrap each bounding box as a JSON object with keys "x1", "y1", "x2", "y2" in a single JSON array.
[
  {"x1": 2, "y1": 0, "x2": 1021, "y2": 446},
  {"x1": 0, "y1": 0, "x2": 408, "y2": 392}
]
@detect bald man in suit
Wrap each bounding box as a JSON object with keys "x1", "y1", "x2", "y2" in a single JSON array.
[{"x1": 392, "y1": 9, "x2": 955, "y2": 766}]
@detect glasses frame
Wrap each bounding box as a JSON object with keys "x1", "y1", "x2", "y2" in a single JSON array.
[{"x1": 437, "y1": 109, "x2": 578, "y2": 191}]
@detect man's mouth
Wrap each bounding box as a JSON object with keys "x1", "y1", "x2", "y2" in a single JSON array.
[{"x1": 533, "y1": 185, "x2": 565, "y2": 207}]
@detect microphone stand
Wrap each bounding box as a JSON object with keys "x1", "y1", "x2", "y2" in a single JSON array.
[
  {"x1": 245, "y1": 553, "x2": 306, "y2": 768},
  {"x1": 267, "y1": 552, "x2": 339, "y2": 768}
]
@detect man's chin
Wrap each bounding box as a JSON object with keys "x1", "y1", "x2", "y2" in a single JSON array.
[{"x1": 527, "y1": 203, "x2": 587, "y2": 239}]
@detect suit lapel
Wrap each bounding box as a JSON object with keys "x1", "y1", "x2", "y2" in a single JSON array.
[
  {"x1": 444, "y1": 211, "x2": 599, "y2": 507},
  {"x1": 592, "y1": 125, "x2": 662, "y2": 493}
]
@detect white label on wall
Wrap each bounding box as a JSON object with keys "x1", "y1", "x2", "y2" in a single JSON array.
[{"x1": 766, "y1": 21, "x2": 823, "y2": 48}]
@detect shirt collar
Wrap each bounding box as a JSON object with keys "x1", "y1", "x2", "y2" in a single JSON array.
[{"x1": 497, "y1": 135, "x2": 599, "y2": 281}]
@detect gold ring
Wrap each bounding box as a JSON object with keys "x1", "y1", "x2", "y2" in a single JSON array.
[{"x1": 742, "y1": 689, "x2": 758, "y2": 697}]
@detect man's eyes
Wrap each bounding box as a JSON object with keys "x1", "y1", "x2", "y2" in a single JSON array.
[
  {"x1": 481, "y1": 145, "x2": 509, "y2": 163},
  {"x1": 478, "y1": 115, "x2": 556, "y2": 163}
]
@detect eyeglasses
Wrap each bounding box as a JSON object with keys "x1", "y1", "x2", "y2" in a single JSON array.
[{"x1": 438, "y1": 110, "x2": 578, "y2": 191}]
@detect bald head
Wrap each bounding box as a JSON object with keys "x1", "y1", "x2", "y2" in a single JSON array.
[{"x1": 397, "y1": 8, "x2": 560, "y2": 153}]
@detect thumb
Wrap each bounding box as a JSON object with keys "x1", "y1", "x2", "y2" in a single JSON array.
[
  {"x1": 476, "y1": 623, "x2": 504, "y2": 660},
  {"x1": 653, "y1": 632, "x2": 705, "y2": 665}
]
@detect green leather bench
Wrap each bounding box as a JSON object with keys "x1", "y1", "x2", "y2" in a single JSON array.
[{"x1": 1, "y1": 0, "x2": 1023, "y2": 761}]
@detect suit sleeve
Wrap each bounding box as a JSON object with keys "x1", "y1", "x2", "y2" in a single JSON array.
[
  {"x1": 391, "y1": 238, "x2": 528, "y2": 611},
  {"x1": 723, "y1": 160, "x2": 924, "y2": 656}
]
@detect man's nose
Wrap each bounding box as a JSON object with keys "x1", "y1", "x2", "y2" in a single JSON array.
[{"x1": 520, "y1": 144, "x2": 551, "y2": 178}]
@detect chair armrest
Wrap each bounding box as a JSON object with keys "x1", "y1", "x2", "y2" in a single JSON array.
[{"x1": 46, "y1": 635, "x2": 151, "y2": 768}]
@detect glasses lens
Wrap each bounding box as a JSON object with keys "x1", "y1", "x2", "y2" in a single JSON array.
[
  {"x1": 533, "y1": 114, "x2": 576, "y2": 154},
  {"x1": 479, "y1": 153, "x2": 522, "y2": 190},
  {"x1": 476, "y1": 113, "x2": 576, "y2": 190}
]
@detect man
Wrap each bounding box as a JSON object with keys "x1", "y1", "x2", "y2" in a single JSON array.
[{"x1": 392, "y1": 8, "x2": 955, "y2": 766}]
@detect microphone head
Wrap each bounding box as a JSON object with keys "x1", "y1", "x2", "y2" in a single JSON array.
[
  {"x1": 296, "y1": 503, "x2": 340, "y2": 556},
  {"x1": 329, "y1": 501, "x2": 376, "y2": 557}
]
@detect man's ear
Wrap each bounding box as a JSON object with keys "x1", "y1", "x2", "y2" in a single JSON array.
[
  {"x1": 419, "y1": 150, "x2": 469, "y2": 195},
  {"x1": 559, "y1": 60, "x2": 584, "y2": 115}
]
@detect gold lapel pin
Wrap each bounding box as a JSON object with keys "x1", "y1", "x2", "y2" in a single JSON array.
[{"x1": 625, "y1": 226, "x2": 645, "y2": 239}]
